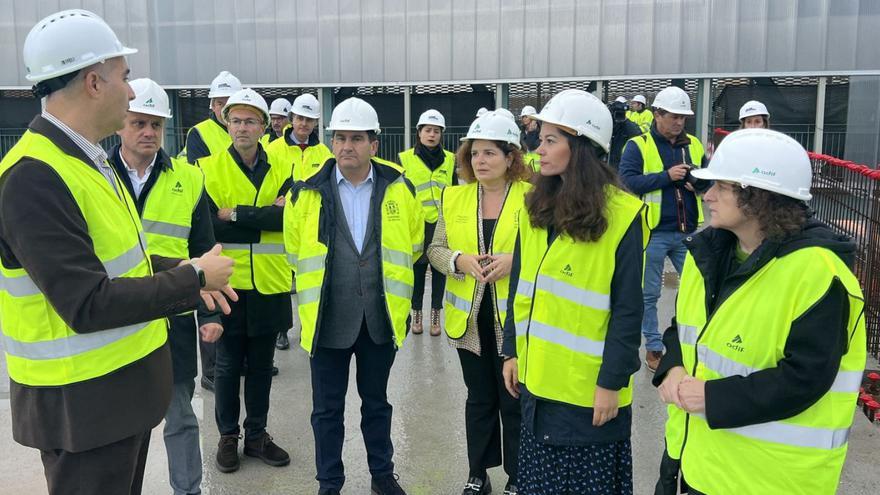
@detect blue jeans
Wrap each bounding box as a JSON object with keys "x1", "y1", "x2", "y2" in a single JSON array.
[
  {"x1": 163, "y1": 379, "x2": 202, "y2": 495},
  {"x1": 642, "y1": 230, "x2": 688, "y2": 352}
]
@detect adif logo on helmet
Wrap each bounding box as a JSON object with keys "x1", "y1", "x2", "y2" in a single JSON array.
[
  {"x1": 751, "y1": 167, "x2": 776, "y2": 177},
  {"x1": 144, "y1": 98, "x2": 155, "y2": 107},
  {"x1": 219, "y1": 83, "x2": 231, "y2": 89},
  {"x1": 584, "y1": 119, "x2": 600, "y2": 131},
  {"x1": 303, "y1": 105, "x2": 313, "y2": 111},
  {"x1": 428, "y1": 115, "x2": 439, "y2": 121}
]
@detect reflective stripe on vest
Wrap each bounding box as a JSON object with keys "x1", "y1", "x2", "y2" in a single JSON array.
[
  {"x1": 628, "y1": 132, "x2": 704, "y2": 230},
  {"x1": 676, "y1": 248, "x2": 867, "y2": 495},
  {"x1": 513, "y1": 186, "x2": 647, "y2": 408},
  {"x1": 0, "y1": 131, "x2": 167, "y2": 386},
  {"x1": 399, "y1": 148, "x2": 455, "y2": 223},
  {"x1": 285, "y1": 164, "x2": 424, "y2": 353},
  {"x1": 198, "y1": 147, "x2": 292, "y2": 293},
  {"x1": 140, "y1": 158, "x2": 204, "y2": 259},
  {"x1": 441, "y1": 181, "x2": 530, "y2": 339},
  {"x1": 266, "y1": 136, "x2": 334, "y2": 182}
]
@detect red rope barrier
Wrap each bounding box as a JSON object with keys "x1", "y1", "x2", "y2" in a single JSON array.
[{"x1": 713, "y1": 128, "x2": 880, "y2": 181}]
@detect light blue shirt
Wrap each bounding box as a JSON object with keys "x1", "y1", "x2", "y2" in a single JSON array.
[{"x1": 336, "y1": 165, "x2": 374, "y2": 253}]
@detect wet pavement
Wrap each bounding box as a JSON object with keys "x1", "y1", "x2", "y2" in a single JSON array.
[{"x1": 1, "y1": 280, "x2": 879, "y2": 494}]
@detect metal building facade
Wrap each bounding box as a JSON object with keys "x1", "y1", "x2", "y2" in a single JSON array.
[{"x1": 1, "y1": 0, "x2": 879, "y2": 89}]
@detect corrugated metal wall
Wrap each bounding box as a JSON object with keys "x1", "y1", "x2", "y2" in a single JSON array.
[{"x1": 1, "y1": 0, "x2": 879, "y2": 88}]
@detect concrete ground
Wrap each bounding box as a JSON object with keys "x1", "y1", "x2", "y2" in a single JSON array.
[{"x1": 1, "y1": 278, "x2": 879, "y2": 495}]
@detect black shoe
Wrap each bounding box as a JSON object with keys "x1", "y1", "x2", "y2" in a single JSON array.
[
  {"x1": 503, "y1": 481, "x2": 517, "y2": 495},
  {"x1": 200, "y1": 375, "x2": 214, "y2": 392},
  {"x1": 272, "y1": 365, "x2": 279, "y2": 376},
  {"x1": 276, "y1": 332, "x2": 290, "y2": 350},
  {"x1": 243, "y1": 432, "x2": 290, "y2": 467},
  {"x1": 371, "y1": 473, "x2": 406, "y2": 495},
  {"x1": 318, "y1": 489, "x2": 341, "y2": 495},
  {"x1": 462, "y1": 475, "x2": 491, "y2": 494},
  {"x1": 216, "y1": 434, "x2": 240, "y2": 473}
]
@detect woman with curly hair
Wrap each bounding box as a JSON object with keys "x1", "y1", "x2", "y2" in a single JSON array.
[
  {"x1": 653, "y1": 129, "x2": 866, "y2": 495},
  {"x1": 501, "y1": 90, "x2": 647, "y2": 495}
]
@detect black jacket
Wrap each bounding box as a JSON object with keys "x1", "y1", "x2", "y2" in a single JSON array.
[
  {"x1": 501, "y1": 215, "x2": 645, "y2": 445},
  {"x1": 199, "y1": 144, "x2": 294, "y2": 335},
  {"x1": 108, "y1": 145, "x2": 221, "y2": 382},
  {"x1": 653, "y1": 219, "x2": 855, "y2": 430},
  {"x1": 608, "y1": 120, "x2": 642, "y2": 170}
]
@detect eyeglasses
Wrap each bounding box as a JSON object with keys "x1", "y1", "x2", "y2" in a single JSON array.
[{"x1": 228, "y1": 118, "x2": 262, "y2": 128}]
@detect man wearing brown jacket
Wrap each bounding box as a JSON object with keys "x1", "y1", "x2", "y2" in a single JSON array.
[{"x1": 0, "y1": 10, "x2": 234, "y2": 495}]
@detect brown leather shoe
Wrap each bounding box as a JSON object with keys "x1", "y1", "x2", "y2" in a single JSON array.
[
  {"x1": 429, "y1": 309, "x2": 442, "y2": 336},
  {"x1": 410, "y1": 310, "x2": 423, "y2": 335},
  {"x1": 645, "y1": 350, "x2": 663, "y2": 373}
]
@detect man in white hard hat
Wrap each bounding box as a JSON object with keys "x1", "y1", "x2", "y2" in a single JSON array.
[
  {"x1": 627, "y1": 94, "x2": 654, "y2": 132},
  {"x1": 196, "y1": 88, "x2": 294, "y2": 474},
  {"x1": 260, "y1": 97, "x2": 292, "y2": 147},
  {"x1": 267, "y1": 93, "x2": 334, "y2": 185},
  {"x1": 519, "y1": 105, "x2": 540, "y2": 153},
  {"x1": 0, "y1": 9, "x2": 235, "y2": 495},
  {"x1": 284, "y1": 97, "x2": 423, "y2": 495},
  {"x1": 182, "y1": 70, "x2": 243, "y2": 163},
  {"x1": 107, "y1": 78, "x2": 224, "y2": 495},
  {"x1": 619, "y1": 85, "x2": 709, "y2": 373}
]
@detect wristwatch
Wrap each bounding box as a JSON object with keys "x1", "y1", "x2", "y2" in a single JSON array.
[
  {"x1": 191, "y1": 261, "x2": 207, "y2": 288},
  {"x1": 229, "y1": 208, "x2": 238, "y2": 222}
]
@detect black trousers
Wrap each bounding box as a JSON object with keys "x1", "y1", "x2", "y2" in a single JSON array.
[
  {"x1": 310, "y1": 323, "x2": 397, "y2": 490},
  {"x1": 412, "y1": 261, "x2": 445, "y2": 310},
  {"x1": 214, "y1": 328, "x2": 277, "y2": 441},
  {"x1": 39, "y1": 430, "x2": 151, "y2": 495},
  {"x1": 456, "y1": 297, "x2": 521, "y2": 484},
  {"x1": 655, "y1": 447, "x2": 696, "y2": 495}
]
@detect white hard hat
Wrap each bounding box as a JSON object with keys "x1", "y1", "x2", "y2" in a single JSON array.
[
  {"x1": 208, "y1": 71, "x2": 242, "y2": 99},
  {"x1": 291, "y1": 93, "x2": 321, "y2": 119},
  {"x1": 691, "y1": 129, "x2": 812, "y2": 201},
  {"x1": 494, "y1": 108, "x2": 517, "y2": 122},
  {"x1": 520, "y1": 105, "x2": 537, "y2": 117},
  {"x1": 222, "y1": 88, "x2": 270, "y2": 124},
  {"x1": 633, "y1": 95, "x2": 648, "y2": 105},
  {"x1": 476, "y1": 107, "x2": 489, "y2": 117},
  {"x1": 23, "y1": 9, "x2": 137, "y2": 83},
  {"x1": 269, "y1": 98, "x2": 292, "y2": 117},
  {"x1": 739, "y1": 100, "x2": 770, "y2": 121},
  {"x1": 532, "y1": 89, "x2": 613, "y2": 153},
  {"x1": 614, "y1": 96, "x2": 628, "y2": 104},
  {"x1": 652, "y1": 87, "x2": 693, "y2": 116},
  {"x1": 460, "y1": 111, "x2": 522, "y2": 149},
  {"x1": 128, "y1": 78, "x2": 172, "y2": 119},
  {"x1": 417, "y1": 109, "x2": 446, "y2": 129},
  {"x1": 327, "y1": 97, "x2": 381, "y2": 134}
]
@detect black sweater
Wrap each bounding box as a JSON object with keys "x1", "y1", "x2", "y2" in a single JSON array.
[{"x1": 653, "y1": 220, "x2": 854, "y2": 429}]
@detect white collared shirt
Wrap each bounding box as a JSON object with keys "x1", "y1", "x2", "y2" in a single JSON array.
[
  {"x1": 335, "y1": 165, "x2": 374, "y2": 253},
  {"x1": 119, "y1": 152, "x2": 157, "y2": 199},
  {"x1": 41, "y1": 111, "x2": 116, "y2": 191}
]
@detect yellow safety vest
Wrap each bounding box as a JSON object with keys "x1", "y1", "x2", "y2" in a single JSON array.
[
  {"x1": 398, "y1": 148, "x2": 456, "y2": 223},
  {"x1": 513, "y1": 187, "x2": 647, "y2": 407},
  {"x1": 675, "y1": 247, "x2": 866, "y2": 495},
  {"x1": 284, "y1": 159, "x2": 425, "y2": 353},
  {"x1": 442, "y1": 181, "x2": 531, "y2": 339},
  {"x1": 0, "y1": 131, "x2": 167, "y2": 387},
  {"x1": 523, "y1": 152, "x2": 540, "y2": 173},
  {"x1": 266, "y1": 135, "x2": 334, "y2": 182},
  {"x1": 197, "y1": 148, "x2": 292, "y2": 294},
  {"x1": 628, "y1": 132, "x2": 704, "y2": 230},
  {"x1": 627, "y1": 109, "x2": 654, "y2": 133},
  {"x1": 182, "y1": 118, "x2": 231, "y2": 159},
  {"x1": 141, "y1": 158, "x2": 205, "y2": 259}
]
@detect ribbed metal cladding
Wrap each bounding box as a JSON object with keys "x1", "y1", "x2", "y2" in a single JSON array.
[{"x1": 1, "y1": 0, "x2": 879, "y2": 88}]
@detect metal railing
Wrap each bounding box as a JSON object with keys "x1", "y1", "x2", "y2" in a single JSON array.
[{"x1": 810, "y1": 156, "x2": 880, "y2": 360}]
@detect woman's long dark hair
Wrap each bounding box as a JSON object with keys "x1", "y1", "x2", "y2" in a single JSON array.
[{"x1": 525, "y1": 132, "x2": 622, "y2": 242}]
